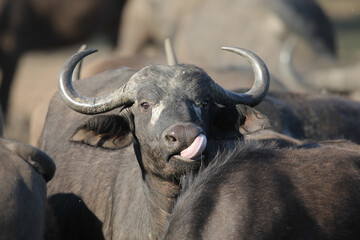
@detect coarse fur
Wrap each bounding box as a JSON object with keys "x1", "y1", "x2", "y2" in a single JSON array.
[{"x1": 163, "y1": 140, "x2": 360, "y2": 239}]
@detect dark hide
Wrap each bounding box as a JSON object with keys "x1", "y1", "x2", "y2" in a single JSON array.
[
  {"x1": 269, "y1": 0, "x2": 336, "y2": 57},
  {"x1": 0, "y1": 137, "x2": 55, "y2": 239},
  {"x1": 254, "y1": 91, "x2": 360, "y2": 143},
  {"x1": 0, "y1": 109, "x2": 3, "y2": 136},
  {"x1": 0, "y1": 0, "x2": 126, "y2": 115},
  {"x1": 163, "y1": 140, "x2": 360, "y2": 240},
  {"x1": 40, "y1": 66, "x2": 270, "y2": 239}
]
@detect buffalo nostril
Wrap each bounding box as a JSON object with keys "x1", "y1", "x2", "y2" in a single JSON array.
[
  {"x1": 166, "y1": 135, "x2": 177, "y2": 143},
  {"x1": 162, "y1": 123, "x2": 202, "y2": 153}
]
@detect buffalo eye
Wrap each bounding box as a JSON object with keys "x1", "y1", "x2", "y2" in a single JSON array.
[
  {"x1": 201, "y1": 100, "x2": 210, "y2": 109},
  {"x1": 140, "y1": 102, "x2": 151, "y2": 111}
]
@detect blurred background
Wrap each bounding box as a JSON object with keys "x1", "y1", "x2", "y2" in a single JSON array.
[{"x1": 0, "y1": 0, "x2": 359, "y2": 144}]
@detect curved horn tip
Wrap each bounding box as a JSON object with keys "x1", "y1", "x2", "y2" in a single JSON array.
[
  {"x1": 220, "y1": 46, "x2": 269, "y2": 72},
  {"x1": 164, "y1": 38, "x2": 178, "y2": 66},
  {"x1": 78, "y1": 44, "x2": 88, "y2": 52},
  {"x1": 61, "y1": 48, "x2": 98, "y2": 75},
  {"x1": 62, "y1": 49, "x2": 98, "y2": 69},
  {"x1": 59, "y1": 47, "x2": 134, "y2": 115},
  {"x1": 215, "y1": 46, "x2": 270, "y2": 107},
  {"x1": 221, "y1": 47, "x2": 262, "y2": 61},
  {"x1": 75, "y1": 48, "x2": 98, "y2": 57}
]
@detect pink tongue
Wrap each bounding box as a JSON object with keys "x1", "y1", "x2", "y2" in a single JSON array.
[{"x1": 180, "y1": 134, "x2": 207, "y2": 159}]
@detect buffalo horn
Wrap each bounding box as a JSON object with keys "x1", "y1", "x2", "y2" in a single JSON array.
[
  {"x1": 58, "y1": 49, "x2": 135, "y2": 114},
  {"x1": 165, "y1": 38, "x2": 178, "y2": 66},
  {"x1": 59, "y1": 47, "x2": 269, "y2": 115},
  {"x1": 212, "y1": 47, "x2": 270, "y2": 107}
]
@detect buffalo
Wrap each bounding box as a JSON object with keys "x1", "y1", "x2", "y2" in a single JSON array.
[
  {"x1": 163, "y1": 139, "x2": 360, "y2": 239},
  {"x1": 80, "y1": 44, "x2": 360, "y2": 144},
  {"x1": 0, "y1": 0, "x2": 126, "y2": 115},
  {"x1": 117, "y1": 0, "x2": 360, "y2": 97},
  {"x1": 117, "y1": 0, "x2": 337, "y2": 91},
  {"x1": 0, "y1": 135, "x2": 56, "y2": 239},
  {"x1": 278, "y1": 36, "x2": 360, "y2": 95},
  {"x1": 30, "y1": 39, "x2": 360, "y2": 148},
  {"x1": 254, "y1": 91, "x2": 360, "y2": 143},
  {"x1": 40, "y1": 47, "x2": 271, "y2": 239}
]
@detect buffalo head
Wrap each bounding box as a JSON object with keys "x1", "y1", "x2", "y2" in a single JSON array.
[{"x1": 57, "y1": 47, "x2": 270, "y2": 180}]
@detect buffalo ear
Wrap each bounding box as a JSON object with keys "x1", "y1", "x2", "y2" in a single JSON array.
[
  {"x1": 238, "y1": 106, "x2": 271, "y2": 135},
  {"x1": 0, "y1": 138, "x2": 56, "y2": 182},
  {"x1": 211, "y1": 104, "x2": 271, "y2": 139},
  {"x1": 71, "y1": 114, "x2": 133, "y2": 149}
]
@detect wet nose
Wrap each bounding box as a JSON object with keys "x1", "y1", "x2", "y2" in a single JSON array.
[{"x1": 162, "y1": 123, "x2": 202, "y2": 154}]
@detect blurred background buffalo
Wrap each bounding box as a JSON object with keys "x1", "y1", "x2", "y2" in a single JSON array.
[{"x1": 0, "y1": 0, "x2": 359, "y2": 144}]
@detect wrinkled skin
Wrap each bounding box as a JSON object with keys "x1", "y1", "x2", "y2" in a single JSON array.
[
  {"x1": 163, "y1": 140, "x2": 360, "y2": 240},
  {"x1": 40, "y1": 64, "x2": 270, "y2": 239},
  {"x1": 0, "y1": 137, "x2": 55, "y2": 240}
]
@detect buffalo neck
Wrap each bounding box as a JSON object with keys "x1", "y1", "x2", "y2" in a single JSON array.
[{"x1": 143, "y1": 174, "x2": 181, "y2": 239}]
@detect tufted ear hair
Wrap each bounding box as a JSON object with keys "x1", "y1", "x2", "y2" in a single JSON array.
[
  {"x1": 238, "y1": 105, "x2": 271, "y2": 135},
  {"x1": 210, "y1": 104, "x2": 271, "y2": 140},
  {"x1": 71, "y1": 114, "x2": 133, "y2": 149}
]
